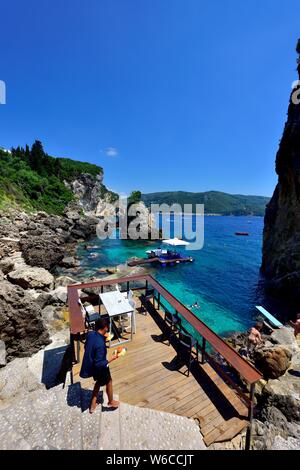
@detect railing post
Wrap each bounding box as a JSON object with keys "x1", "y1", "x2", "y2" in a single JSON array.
[
  {"x1": 145, "y1": 280, "x2": 148, "y2": 291},
  {"x1": 157, "y1": 293, "x2": 160, "y2": 309},
  {"x1": 76, "y1": 334, "x2": 80, "y2": 364},
  {"x1": 245, "y1": 383, "x2": 255, "y2": 450},
  {"x1": 201, "y1": 338, "x2": 206, "y2": 364},
  {"x1": 70, "y1": 333, "x2": 76, "y2": 364},
  {"x1": 127, "y1": 281, "x2": 129, "y2": 293}
]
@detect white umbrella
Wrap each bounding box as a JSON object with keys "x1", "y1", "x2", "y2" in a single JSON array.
[{"x1": 162, "y1": 237, "x2": 190, "y2": 247}]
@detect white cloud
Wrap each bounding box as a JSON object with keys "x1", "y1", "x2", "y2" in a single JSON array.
[{"x1": 103, "y1": 147, "x2": 119, "y2": 157}]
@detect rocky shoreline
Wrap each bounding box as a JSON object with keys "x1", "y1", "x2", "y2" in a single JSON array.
[
  {"x1": 0, "y1": 205, "x2": 147, "y2": 364},
  {"x1": 0, "y1": 204, "x2": 106, "y2": 348},
  {"x1": 220, "y1": 326, "x2": 300, "y2": 450}
]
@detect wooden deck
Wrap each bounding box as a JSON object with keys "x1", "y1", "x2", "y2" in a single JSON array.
[{"x1": 73, "y1": 297, "x2": 249, "y2": 447}]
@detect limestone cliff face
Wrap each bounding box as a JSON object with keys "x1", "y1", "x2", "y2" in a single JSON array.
[
  {"x1": 65, "y1": 172, "x2": 118, "y2": 215},
  {"x1": 262, "y1": 42, "x2": 300, "y2": 297}
]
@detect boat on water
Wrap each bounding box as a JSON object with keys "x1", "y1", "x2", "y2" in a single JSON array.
[{"x1": 235, "y1": 232, "x2": 249, "y2": 236}]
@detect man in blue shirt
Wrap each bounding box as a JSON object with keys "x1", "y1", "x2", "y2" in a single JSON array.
[{"x1": 80, "y1": 317, "x2": 119, "y2": 413}]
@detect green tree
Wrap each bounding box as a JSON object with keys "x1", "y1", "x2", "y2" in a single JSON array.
[
  {"x1": 30, "y1": 140, "x2": 46, "y2": 174},
  {"x1": 128, "y1": 190, "x2": 141, "y2": 205}
]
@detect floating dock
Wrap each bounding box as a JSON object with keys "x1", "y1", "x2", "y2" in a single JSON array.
[{"x1": 127, "y1": 256, "x2": 194, "y2": 267}]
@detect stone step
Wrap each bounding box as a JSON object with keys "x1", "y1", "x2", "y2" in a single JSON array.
[
  {"x1": 80, "y1": 386, "x2": 103, "y2": 450},
  {"x1": 99, "y1": 394, "x2": 120, "y2": 450},
  {"x1": 119, "y1": 403, "x2": 206, "y2": 450},
  {"x1": 0, "y1": 393, "x2": 49, "y2": 449},
  {"x1": 54, "y1": 383, "x2": 83, "y2": 450},
  {"x1": 30, "y1": 387, "x2": 71, "y2": 449},
  {"x1": 81, "y1": 408, "x2": 102, "y2": 450},
  {"x1": 54, "y1": 382, "x2": 82, "y2": 408},
  {"x1": 0, "y1": 413, "x2": 31, "y2": 450}
]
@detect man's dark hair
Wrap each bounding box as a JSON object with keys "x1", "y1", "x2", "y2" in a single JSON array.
[{"x1": 94, "y1": 317, "x2": 109, "y2": 331}]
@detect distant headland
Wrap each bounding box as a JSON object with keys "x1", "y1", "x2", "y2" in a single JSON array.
[{"x1": 142, "y1": 191, "x2": 270, "y2": 216}]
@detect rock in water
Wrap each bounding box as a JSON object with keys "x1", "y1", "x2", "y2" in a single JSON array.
[
  {"x1": 59, "y1": 256, "x2": 78, "y2": 268},
  {"x1": 262, "y1": 40, "x2": 300, "y2": 299},
  {"x1": 0, "y1": 281, "x2": 50, "y2": 360}
]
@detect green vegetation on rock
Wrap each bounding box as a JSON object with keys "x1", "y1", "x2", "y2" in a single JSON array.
[
  {"x1": 0, "y1": 141, "x2": 107, "y2": 214},
  {"x1": 142, "y1": 191, "x2": 270, "y2": 216}
]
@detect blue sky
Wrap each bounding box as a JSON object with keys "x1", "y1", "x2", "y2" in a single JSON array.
[{"x1": 1, "y1": 0, "x2": 300, "y2": 197}]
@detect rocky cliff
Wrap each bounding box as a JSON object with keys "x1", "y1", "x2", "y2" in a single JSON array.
[
  {"x1": 262, "y1": 40, "x2": 300, "y2": 300},
  {"x1": 65, "y1": 173, "x2": 118, "y2": 215}
]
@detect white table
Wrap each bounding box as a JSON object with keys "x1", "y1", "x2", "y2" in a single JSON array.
[{"x1": 99, "y1": 291, "x2": 134, "y2": 347}]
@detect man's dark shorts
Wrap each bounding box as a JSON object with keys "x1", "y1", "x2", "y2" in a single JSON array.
[{"x1": 93, "y1": 366, "x2": 111, "y2": 386}]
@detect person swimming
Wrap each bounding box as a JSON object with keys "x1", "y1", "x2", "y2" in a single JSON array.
[{"x1": 189, "y1": 301, "x2": 200, "y2": 309}]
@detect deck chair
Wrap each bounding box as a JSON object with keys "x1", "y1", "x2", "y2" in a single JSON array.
[
  {"x1": 164, "y1": 310, "x2": 181, "y2": 345},
  {"x1": 78, "y1": 299, "x2": 101, "y2": 330},
  {"x1": 177, "y1": 330, "x2": 199, "y2": 377},
  {"x1": 119, "y1": 290, "x2": 137, "y2": 334},
  {"x1": 140, "y1": 288, "x2": 155, "y2": 315}
]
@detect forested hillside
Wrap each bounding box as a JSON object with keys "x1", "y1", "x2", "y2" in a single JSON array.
[
  {"x1": 142, "y1": 191, "x2": 270, "y2": 216},
  {"x1": 0, "y1": 141, "x2": 109, "y2": 214}
]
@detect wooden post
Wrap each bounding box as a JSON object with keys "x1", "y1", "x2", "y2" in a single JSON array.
[
  {"x1": 70, "y1": 334, "x2": 76, "y2": 364},
  {"x1": 201, "y1": 338, "x2": 206, "y2": 364},
  {"x1": 101, "y1": 286, "x2": 103, "y2": 293},
  {"x1": 76, "y1": 335, "x2": 80, "y2": 364},
  {"x1": 145, "y1": 280, "x2": 148, "y2": 291},
  {"x1": 245, "y1": 383, "x2": 255, "y2": 450},
  {"x1": 158, "y1": 293, "x2": 161, "y2": 309},
  {"x1": 127, "y1": 281, "x2": 129, "y2": 293}
]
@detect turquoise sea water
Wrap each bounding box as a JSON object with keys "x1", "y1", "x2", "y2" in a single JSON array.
[{"x1": 75, "y1": 215, "x2": 273, "y2": 337}]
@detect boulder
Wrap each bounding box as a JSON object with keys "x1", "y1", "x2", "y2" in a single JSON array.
[
  {"x1": 260, "y1": 406, "x2": 289, "y2": 432},
  {"x1": 43, "y1": 216, "x2": 70, "y2": 231},
  {"x1": 271, "y1": 327, "x2": 299, "y2": 354},
  {"x1": 41, "y1": 305, "x2": 57, "y2": 324},
  {"x1": 20, "y1": 231, "x2": 65, "y2": 271},
  {"x1": 42, "y1": 304, "x2": 67, "y2": 327},
  {"x1": 0, "y1": 281, "x2": 50, "y2": 361},
  {"x1": 252, "y1": 418, "x2": 300, "y2": 450},
  {"x1": 70, "y1": 216, "x2": 98, "y2": 240},
  {"x1": 7, "y1": 266, "x2": 54, "y2": 290},
  {"x1": 65, "y1": 210, "x2": 81, "y2": 221},
  {"x1": 271, "y1": 435, "x2": 300, "y2": 450},
  {"x1": 0, "y1": 252, "x2": 26, "y2": 274},
  {"x1": 55, "y1": 275, "x2": 76, "y2": 288},
  {"x1": 0, "y1": 340, "x2": 6, "y2": 366},
  {"x1": 35, "y1": 291, "x2": 53, "y2": 308},
  {"x1": 251, "y1": 420, "x2": 279, "y2": 450},
  {"x1": 254, "y1": 346, "x2": 292, "y2": 380},
  {"x1": 262, "y1": 377, "x2": 300, "y2": 422},
  {"x1": 0, "y1": 257, "x2": 15, "y2": 274},
  {"x1": 48, "y1": 286, "x2": 68, "y2": 305},
  {"x1": 0, "y1": 270, "x2": 4, "y2": 282},
  {"x1": 0, "y1": 357, "x2": 44, "y2": 401}
]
